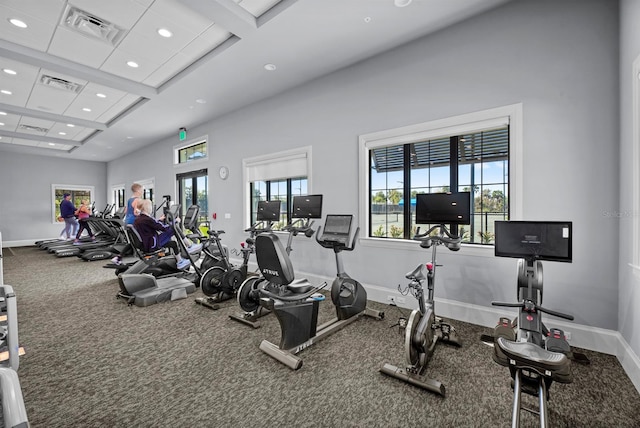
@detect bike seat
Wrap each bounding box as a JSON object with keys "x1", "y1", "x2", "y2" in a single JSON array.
[
  {"x1": 496, "y1": 337, "x2": 571, "y2": 382},
  {"x1": 405, "y1": 264, "x2": 425, "y2": 281},
  {"x1": 286, "y1": 278, "x2": 315, "y2": 294}
]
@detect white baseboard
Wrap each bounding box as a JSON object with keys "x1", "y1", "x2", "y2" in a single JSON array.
[
  {"x1": 3, "y1": 240, "x2": 42, "y2": 248},
  {"x1": 293, "y1": 269, "x2": 640, "y2": 394}
]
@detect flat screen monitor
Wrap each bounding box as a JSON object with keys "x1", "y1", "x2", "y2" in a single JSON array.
[
  {"x1": 256, "y1": 200, "x2": 281, "y2": 221},
  {"x1": 322, "y1": 214, "x2": 352, "y2": 238},
  {"x1": 415, "y1": 192, "x2": 471, "y2": 225},
  {"x1": 494, "y1": 221, "x2": 572, "y2": 263},
  {"x1": 292, "y1": 195, "x2": 323, "y2": 219}
]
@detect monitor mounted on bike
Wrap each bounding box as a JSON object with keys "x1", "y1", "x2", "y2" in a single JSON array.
[
  {"x1": 292, "y1": 195, "x2": 323, "y2": 219},
  {"x1": 256, "y1": 200, "x2": 281, "y2": 222},
  {"x1": 494, "y1": 221, "x2": 572, "y2": 263},
  {"x1": 415, "y1": 192, "x2": 471, "y2": 225}
]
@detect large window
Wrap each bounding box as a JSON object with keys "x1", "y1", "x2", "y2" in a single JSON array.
[
  {"x1": 244, "y1": 146, "x2": 312, "y2": 229},
  {"x1": 360, "y1": 105, "x2": 522, "y2": 246},
  {"x1": 51, "y1": 184, "x2": 94, "y2": 223}
]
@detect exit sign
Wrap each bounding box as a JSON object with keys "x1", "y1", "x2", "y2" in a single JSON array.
[{"x1": 179, "y1": 128, "x2": 187, "y2": 141}]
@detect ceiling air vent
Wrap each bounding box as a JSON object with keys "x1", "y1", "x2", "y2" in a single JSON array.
[
  {"x1": 39, "y1": 74, "x2": 84, "y2": 93},
  {"x1": 20, "y1": 124, "x2": 50, "y2": 134},
  {"x1": 62, "y1": 5, "x2": 124, "y2": 46}
]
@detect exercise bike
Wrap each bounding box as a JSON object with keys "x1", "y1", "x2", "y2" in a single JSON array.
[
  {"x1": 254, "y1": 214, "x2": 384, "y2": 370},
  {"x1": 232, "y1": 196, "x2": 319, "y2": 328},
  {"x1": 380, "y1": 223, "x2": 462, "y2": 396},
  {"x1": 194, "y1": 222, "x2": 268, "y2": 310},
  {"x1": 488, "y1": 220, "x2": 586, "y2": 428}
]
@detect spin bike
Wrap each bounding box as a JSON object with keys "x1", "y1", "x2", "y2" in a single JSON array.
[
  {"x1": 195, "y1": 221, "x2": 271, "y2": 310},
  {"x1": 488, "y1": 220, "x2": 585, "y2": 428},
  {"x1": 380, "y1": 224, "x2": 462, "y2": 396},
  {"x1": 251, "y1": 214, "x2": 384, "y2": 370}
]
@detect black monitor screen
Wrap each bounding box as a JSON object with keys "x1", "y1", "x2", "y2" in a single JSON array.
[
  {"x1": 415, "y1": 192, "x2": 471, "y2": 225},
  {"x1": 494, "y1": 221, "x2": 572, "y2": 263},
  {"x1": 323, "y1": 215, "x2": 352, "y2": 237},
  {"x1": 256, "y1": 200, "x2": 281, "y2": 221},
  {"x1": 292, "y1": 195, "x2": 323, "y2": 219}
]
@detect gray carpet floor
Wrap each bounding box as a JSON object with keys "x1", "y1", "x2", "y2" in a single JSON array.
[{"x1": 2, "y1": 246, "x2": 640, "y2": 427}]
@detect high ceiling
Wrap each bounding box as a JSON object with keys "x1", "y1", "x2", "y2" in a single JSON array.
[{"x1": 0, "y1": 0, "x2": 508, "y2": 162}]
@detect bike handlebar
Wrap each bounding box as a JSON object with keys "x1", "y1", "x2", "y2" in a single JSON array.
[
  {"x1": 413, "y1": 224, "x2": 462, "y2": 246},
  {"x1": 492, "y1": 300, "x2": 574, "y2": 321}
]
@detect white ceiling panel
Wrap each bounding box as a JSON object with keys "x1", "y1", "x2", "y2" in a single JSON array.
[
  {"x1": 133, "y1": 8, "x2": 203, "y2": 52},
  {"x1": 0, "y1": 0, "x2": 66, "y2": 23},
  {"x1": 96, "y1": 94, "x2": 142, "y2": 124},
  {"x1": 150, "y1": 0, "x2": 215, "y2": 35},
  {"x1": 0, "y1": 5, "x2": 58, "y2": 52},
  {"x1": 100, "y1": 48, "x2": 162, "y2": 83},
  {"x1": 48, "y1": 26, "x2": 114, "y2": 68},
  {"x1": 11, "y1": 138, "x2": 39, "y2": 147},
  {"x1": 180, "y1": 25, "x2": 233, "y2": 58},
  {"x1": 0, "y1": 113, "x2": 19, "y2": 131},
  {"x1": 46, "y1": 122, "x2": 86, "y2": 140}
]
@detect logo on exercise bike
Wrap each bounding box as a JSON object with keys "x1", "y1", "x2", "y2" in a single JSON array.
[{"x1": 263, "y1": 268, "x2": 279, "y2": 277}]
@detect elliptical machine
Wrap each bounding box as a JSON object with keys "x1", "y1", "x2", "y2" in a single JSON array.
[
  {"x1": 489, "y1": 221, "x2": 585, "y2": 428},
  {"x1": 380, "y1": 192, "x2": 470, "y2": 395},
  {"x1": 252, "y1": 213, "x2": 384, "y2": 370}
]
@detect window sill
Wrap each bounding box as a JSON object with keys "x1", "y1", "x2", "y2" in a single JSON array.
[{"x1": 358, "y1": 237, "x2": 495, "y2": 258}]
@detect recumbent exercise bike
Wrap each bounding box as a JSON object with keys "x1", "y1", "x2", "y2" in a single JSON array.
[
  {"x1": 380, "y1": 192, "x2": 470, "y2": 395},
  {"x1": 240, "y1": 212, "x2": 384, "y2": 370}
]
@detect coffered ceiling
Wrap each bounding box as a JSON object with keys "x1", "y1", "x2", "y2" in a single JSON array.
[{"x1": 0, "y1": 0, "x2": 508, "y2": 162}]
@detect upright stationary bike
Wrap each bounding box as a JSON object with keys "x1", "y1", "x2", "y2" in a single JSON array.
[
  {"x1": 380, "y1": 192, "x2": 470, "y2": 396},
  {"x1": 380, "y1": 224, "x2": 462, "y2": 395}
]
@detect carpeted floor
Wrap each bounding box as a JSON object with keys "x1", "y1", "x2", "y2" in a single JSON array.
[{"x1": 2, "y1": 246, "x2": 640, "y2": 427}]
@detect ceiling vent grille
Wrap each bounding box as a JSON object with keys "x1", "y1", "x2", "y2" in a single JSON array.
[
  {"x1": 62, "y1": 5, "x2": 124, "y2": 46},
  {"x1": 39, "y1": 74, "x2": 84, "y2": 93},
  {"x1": 20, "y1": 124, "x2": 50, "y2": 134}
]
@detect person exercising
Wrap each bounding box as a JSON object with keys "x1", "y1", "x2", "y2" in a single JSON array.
[
  {"x1": 124, "y1": 183, "x2": 143, "y2": 225},
  {"x1": 133, "y1": 199, "x2": 200, "y2": 270}
]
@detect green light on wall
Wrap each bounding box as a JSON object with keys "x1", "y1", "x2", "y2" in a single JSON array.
[{"x1": 179, "y1": 127, "x2": 187, "y2": 141}]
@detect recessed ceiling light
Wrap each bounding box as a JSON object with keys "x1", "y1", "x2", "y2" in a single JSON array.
[
  {"x1": 58, "y1": 132, "x2": 66, "y2": 136},
  {"x1": 1, "y1": 90, "x2": 12, "y2": 95},
  {"x1": 9, "y1": 18, "x2": 27, "y2": 28},
  {"x1": 0, "y1": 112, "x2": 6, "y2": 115},
  {"x1": 157, "y1": 28, "x2": 172, "y2": 38},
  {"x1": 127, "y1": 61, "x2": 139, "y2": 68},
  {"x1": 96, "y1": 93, "x2": 106, "y2": 98},
  {"x1": 195, "y1": 98, "x2": 206, "y2": 104},
  {"x1": 82, "y1": 107, "x2": 91, "y2": 112},
  {"x1": 66, "y1": 123, "x2": 75, "y2": 127},
  {"x1": 0, "y1": 122, "x2": 4, "y2": 126},
  {"x1": 48, "y1": 142, "x2": 55, "y2": 146},
  {"x1": 394, "y1": 0, "x2": 412, "y2": 7},
  {"x1": 2, "y1": 69, "x2": 16, "y2": 75},
  {"x1": 364, "y1": 17, "x2": 372, "y2": 23},
  {"x1": 264, "y1": 63, "x2": 276, "y2": 71}
]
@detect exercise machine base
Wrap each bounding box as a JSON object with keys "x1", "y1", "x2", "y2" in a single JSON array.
[
  {"x1": 260, "y1": 307, "x2": 383, "y2": 370},
  {"x1": 194, "y1": 297, "x2": 220, "y2": 310},
  {"x1": 379, "y1": 363, "x2": 445, "y2": 396}
]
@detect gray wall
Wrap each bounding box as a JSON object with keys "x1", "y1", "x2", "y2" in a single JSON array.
[
  {"x1": 619, "y1": 0, "x2": 640, "y2": 359},
  {"x1": 108, "y1": 0, "x2": 620, "y2": 330},
  {"x1": 0, "y1": 151, "x2": 107, "y2": 242}
]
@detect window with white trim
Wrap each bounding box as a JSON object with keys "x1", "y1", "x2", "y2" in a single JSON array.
[
  {"x1": 359, "y1": 104, "x2": 522, "y2": 245},
  {"x1": 174, "y1": 136, "x2": 208, "y2": 165},
  {"x1": 244, "y1": 146, "x2": 312, "y2": 229}
]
